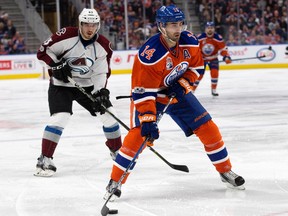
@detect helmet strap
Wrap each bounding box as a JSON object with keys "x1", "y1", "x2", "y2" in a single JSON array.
[{"x1": 158, "y1": 23, "x2": 177, "y2": 47}]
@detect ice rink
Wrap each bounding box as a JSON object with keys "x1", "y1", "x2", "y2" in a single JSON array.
[{"x1": 1, "y1": 68, "x2": 288, "y2": 216}]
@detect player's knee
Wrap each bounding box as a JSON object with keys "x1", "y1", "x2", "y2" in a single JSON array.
[
  {"x1": 122, "y1": 127, "x2": 144, "y2": 155},
  {"x1": 48, "y1": 112, "x2": 71, "y2": 128},
  {"x1": 99, "y1": 107, "x2": 119, "y2": 127}
]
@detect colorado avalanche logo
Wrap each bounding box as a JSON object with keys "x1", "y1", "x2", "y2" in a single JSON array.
[
  {"x1": 164, "y1": 61, "x2": 189, "y2": 87},
  {"x1": 202, "y1": 43, "x2": 215, "y2": 56},
  {"x1": 66, "y1": 57, "x2": 94, "y2": 75}
]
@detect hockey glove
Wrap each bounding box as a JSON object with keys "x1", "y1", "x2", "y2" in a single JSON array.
[
  {"x1": 167, "y1": 77, "x2": 193, "y2": 99},
  {"x1": 223, "y1": 56, "x2": 232, "y2": 64},
  {"x1": 92, "y1": 88, "x2": 112, "y2": 115},
  {"x1": 51, "y1": 60, "x2": 72, "y2": 83},
  {"x1": 139, "y1": 113, "x2": 159, "y2": 143}
]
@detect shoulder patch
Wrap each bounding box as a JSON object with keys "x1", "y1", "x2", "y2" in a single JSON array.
[
  {"x1": 139, "y1": 45, "x2": 156, "y2": 61},
  {"x1": 179, "y1": 31, "x2": 199, "y2": 45},
  {"x1": 97, "y1": 34, "x2": 110, "y2": 45},
  {"x1": 197, "y1": 33, "x2": 206, "y2": 40},
  {"x1": 138, "y1": 33, "x2": 167, "y2": 64},
  {"x1": 97, "y1": 34, "x2": 113, "y2": 54},
  {"x1": 51, "y1": 27, "x2": 78, "y2": 44},
  {"x1": 213, "y1": 33, "x2": 224, "y2": 41}
]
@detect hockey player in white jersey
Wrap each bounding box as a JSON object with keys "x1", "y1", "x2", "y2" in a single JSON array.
[{"x1": 34, "y1": 8, "x2": 122, "y2": 177}]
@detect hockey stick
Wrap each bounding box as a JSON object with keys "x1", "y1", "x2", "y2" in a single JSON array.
[
  {"x1": 67, "y1": 77, "x2": 189, "y2": 172},
  {"x1": 101, "y1": 96, "x2": 174, "y2": 216},
  {"x1": 115, "y1": 94, "x2": 189, "y2": 172},
  {"x1": 115, "y1": 93, "x2": 189, "y2": 172},
  {"x1": 219, "y1": 46, "x2": 272, "y2": 63},
  {"x1": 219, "y1": 55, "x2": 266, "y2": 63},
  {"x1": 148, "y1": 147, "x2": 189, "y2": 172},
  {"x1": 67, "y1": 77, "x2": 130, "y2": 131},
  {"x1": 116, "y1": 95, "x2": 132, "y2": 100}
]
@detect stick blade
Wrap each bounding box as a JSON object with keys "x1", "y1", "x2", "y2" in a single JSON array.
[
  {"x1": 101, "y1": 205, "x2": 110, "y2": 216},
  {"x1": 172, "y1": 164, "x2": 189, "y2": 173},
  {"x1": 148, "y1": 146, "x2": 189, "y2": 173}
]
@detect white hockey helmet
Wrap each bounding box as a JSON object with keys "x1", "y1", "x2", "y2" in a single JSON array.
[{"x1": 78, "y1": 8, "x2": 101, "y2": 33}]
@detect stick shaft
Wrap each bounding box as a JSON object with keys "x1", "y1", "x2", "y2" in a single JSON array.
[
  {"x1": 219, "y1": 55, "x2": 265, "y2": 63},
  {"x1": 101, "y1": 96, "x2": 175, "y2": 214}
]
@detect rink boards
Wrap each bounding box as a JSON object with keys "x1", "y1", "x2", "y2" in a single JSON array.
[{"x1": 0, "y1": 44, "x2": 287, "y2": 79}]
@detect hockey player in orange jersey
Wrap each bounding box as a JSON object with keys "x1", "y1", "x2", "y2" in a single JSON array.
[
  {"x1": 104, "y1": 5, "x2": 244, "y2": 201},
  {"x1": 193, "y1": 21, "x2": 232, "y2": 96}
]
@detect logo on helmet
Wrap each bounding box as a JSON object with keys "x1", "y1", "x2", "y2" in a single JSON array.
[
  {"x1": 79, "y1": 8, "x2": 100, "y2": 24},
  {"x1": 156, "y1": 5, "x2": 185, "y2": 24},
  {"x1": 78, "y1": 8, "x2": 101, "y2": 35},
  {"x1": 205, "y1": 22, "x2": 215, "y2": 28}
]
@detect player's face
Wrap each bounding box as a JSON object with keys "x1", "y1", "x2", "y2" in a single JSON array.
[
  {"x1": 80, "y1": 22, "x2": 99, "y2": 40},
  {"x1": 164, "y1": 21, "x2": 184, "y2": 42},
  {"x1": 205, "y1": 26, "x2": 215, "y2": 37}
]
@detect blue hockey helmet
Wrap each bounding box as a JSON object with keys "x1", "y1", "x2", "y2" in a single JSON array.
[
  {"x1": 156, "y1": 5, "x2": 185, "y2": 25},
  {"x1": 205, "y1": 21, "x2": 215, "y2": 28}
]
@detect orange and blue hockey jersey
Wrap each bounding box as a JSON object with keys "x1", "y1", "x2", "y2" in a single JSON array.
[
  {"x1": 131, "y1": 31, "x2": 204, "y2": 122},
  {"x1": 197, "y1": 32, "x2": 229, "y2": 61}
]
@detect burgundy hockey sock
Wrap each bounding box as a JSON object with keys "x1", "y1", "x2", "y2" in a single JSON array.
[
  {"x1": 105, "y1": 137, "x2": 122, "y2": 152},
  {"x1": 42, "y1": 139, "x2": 57, "y2": 158}
]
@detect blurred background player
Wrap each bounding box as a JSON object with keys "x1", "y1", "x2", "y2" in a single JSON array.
[
  {"x1": 104, "y1": 5, "x2": 245, "y2": 201},
  {"x1": 34, "y1": 8, "x2": 122, "y2": 177},
  {"x1": 192, "y1": 21, "x2": 232, "y2": 96}
]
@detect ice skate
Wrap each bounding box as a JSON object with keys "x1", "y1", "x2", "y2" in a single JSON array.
[
  {"x1": 220, "y1": 170, "x2": 245, "y2": 190},
  {"x1": 211, "y1": 89, "x2": 219, "y2": 96},
  {"x1": 103, "y1": 179, "x2": 122, "y2": 202},
  {"x1": 34, "y1": 155, "x2": 57, "y2": 177}
]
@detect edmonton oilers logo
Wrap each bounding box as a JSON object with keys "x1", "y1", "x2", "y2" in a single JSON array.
[
  {"x1": 257, "y1": 47, "x2": 275, "y2": 62},
  {"x1": 202, "y1": 43, "x2": 214, "y2": 55},
  {"x1": 164, "y1": 61, "x2": 188, "y2": 87}
]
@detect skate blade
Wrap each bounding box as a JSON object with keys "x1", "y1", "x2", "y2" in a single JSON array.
[
  {"x1": 103, "y1": 192, "x2": 117, "y2": 202},
  {"x1": 34, "y1": 168, "x2": 55, "y2": 177},
  {"x1": 224, "y1": 182, "x2": 245, "y2": 190}
]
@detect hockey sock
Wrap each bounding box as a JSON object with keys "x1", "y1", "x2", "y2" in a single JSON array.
[
  {"x1": 194, "y1": 120, "x2": 232, "y2": 173},
  {"x1": 111, "y1": 127, "x2": 144, "y2": 184},
  {"x1": 42, "y1": 125, "x2": 63, "y2": 158},
  {"x1": 103, "y1": 123, "x2": 122, "y2": 152},
  {"x1": 192, "y1": 74, "x2": 204, "y2": 91},
  {"x1": 210, "y1": 69, "x2": 219, "y2": 90}
]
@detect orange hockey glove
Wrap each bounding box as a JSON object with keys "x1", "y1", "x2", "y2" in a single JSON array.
[{"x1": 223, "y1": 56, "x2": 232, "y2": 64}]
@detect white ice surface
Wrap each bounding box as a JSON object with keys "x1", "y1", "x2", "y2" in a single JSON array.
[{"x1": 0, "y1": 69, "x2": 288, "y2": 216}]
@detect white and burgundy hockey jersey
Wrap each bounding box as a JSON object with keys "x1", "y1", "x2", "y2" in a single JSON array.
[{"x1": 37, "y1": 27, "x2": 113, "y2": 92}]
